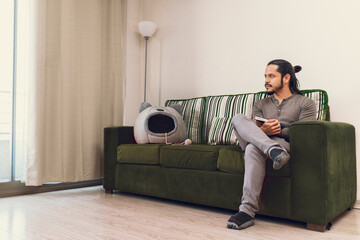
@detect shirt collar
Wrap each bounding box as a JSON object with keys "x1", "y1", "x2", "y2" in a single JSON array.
[{"x1": 270, "y1": 93, "x2": 297, "y2": 105}]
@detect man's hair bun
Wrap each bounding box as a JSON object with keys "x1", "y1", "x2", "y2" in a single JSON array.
[{"x1": 294, "y1": 65, "x2": 302, "y2": 73}]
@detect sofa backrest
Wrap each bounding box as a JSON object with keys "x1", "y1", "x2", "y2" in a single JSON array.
[{"x1": 165, "y1": 89, "x2": 329, "y2": 145}]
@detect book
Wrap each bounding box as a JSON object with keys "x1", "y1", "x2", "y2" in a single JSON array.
[
  {"x1": 254, "y1": 116, "x2": 269, "y2": 122},
  {"x1": 254, "y1": 116, "x2": 286, "y2": 128}
]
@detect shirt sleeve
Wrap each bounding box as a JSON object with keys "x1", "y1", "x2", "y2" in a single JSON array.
[
  {"x1": 279, "y1": 97, "x2": 317, "y2": 141},
  {"x1": 252, "y1": 100, "x2": 264, "y2": 122},
  {"x1": 299, "y1": 97, "x2": 317, "y2": 121},
  {"x1": 279, "y1": 128, "x2": 290, "y2": 141},
  {"x1": 252, "y1": 100, "x2": 263, "y2": 121}
]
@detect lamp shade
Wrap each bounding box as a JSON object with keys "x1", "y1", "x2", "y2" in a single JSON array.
[{"x1": 138, "y1": 21, "x2": 157, "y2": 37}]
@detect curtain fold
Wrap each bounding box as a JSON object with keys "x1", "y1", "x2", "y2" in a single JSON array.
[{"x1": 26, "y1": 0, "x2": 124, "y2": 186}]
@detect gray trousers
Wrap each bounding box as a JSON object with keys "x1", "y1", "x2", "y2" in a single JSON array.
[{"x1": 232, "y1": 114, "x2": 290, "y2": 218}]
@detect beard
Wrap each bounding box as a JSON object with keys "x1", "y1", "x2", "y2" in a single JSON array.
[
  {"x1": 265, "y1": 78, "x2": 284, "y2": 95},
  {"x1": 266, "y1": 89, "x2": 275, "y2": 95}
]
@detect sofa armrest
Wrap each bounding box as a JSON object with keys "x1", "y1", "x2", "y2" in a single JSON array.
[
  {"x1": 289, "y1": 121, "x2": 356, "y2": 225},
  {"x1": 103, "y1": 126, "x2": 134, "y2": 190}
]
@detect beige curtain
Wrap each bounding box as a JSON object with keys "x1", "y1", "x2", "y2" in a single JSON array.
[{"x1": 26, "y1": 0, "x2": 124, "y2": 185}]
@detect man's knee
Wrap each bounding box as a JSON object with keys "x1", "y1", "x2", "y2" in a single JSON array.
[
  {"x1": 245, "y1": 143, "x2": 261, "y2": 154},
  {"x1": 232, "y1": 114, "x2": 249, "y2": 128},
  {"x1": 245, "y1": 144, "x2": 267, "y2": 163}
]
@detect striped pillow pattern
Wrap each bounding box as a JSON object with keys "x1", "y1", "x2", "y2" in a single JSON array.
[
  {"x1": 202, "y1": 94, "x2": 254, "y2": 144},
  {"x1": 301, "y1": 90, "x2": 329, "y2": 120},
  {"x1": 165, "y1": 97, "x2": 206, "y2": 143},
  {"x1": 208, "y1": 117, "x2": 239, "y2": 145}
]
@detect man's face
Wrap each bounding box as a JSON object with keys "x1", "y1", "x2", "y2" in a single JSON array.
[{"x1": 264, "y1": 64, "x2": 283, "y2": 95}]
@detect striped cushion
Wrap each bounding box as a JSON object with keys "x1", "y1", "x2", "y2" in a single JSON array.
[
  {"x1": 208, "y1": 117, "x2": 239, "y2": 145},
  {"x1": 254, "y1": 89, "x2": 329, "y2": 121},
  {"x1": 165, "y1": 97, "x2": 206, "y2": 143},
  {"x1": 203, "y1": 94, "x2": 254, "y2": 144},
  {"x1": 301, "y1": 90, "x2": 329, "y2": 120}
]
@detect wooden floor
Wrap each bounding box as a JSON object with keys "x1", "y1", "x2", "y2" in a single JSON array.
[{"x1": 0, "y1": 186, "x2": 359, "y2": 240}]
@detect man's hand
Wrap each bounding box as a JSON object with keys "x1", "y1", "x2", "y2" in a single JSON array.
[{"x1": 259, "y1": 119, "x2": 281, "y2": 136}]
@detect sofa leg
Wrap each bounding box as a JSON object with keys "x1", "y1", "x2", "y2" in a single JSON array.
[
  {"x1": 105, "y1": 189, "x2": 114, "y2": 194},
  {"x1": 308, "y1": 205, "x2": 353, "y2": 232},
  {"x1": 306, "y1": 223, "x2": 327, "y2": 232}
]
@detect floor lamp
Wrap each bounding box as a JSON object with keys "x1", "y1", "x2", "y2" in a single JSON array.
[{"x1": 138, "y1": 21, "x2": 157, "y2": 102}]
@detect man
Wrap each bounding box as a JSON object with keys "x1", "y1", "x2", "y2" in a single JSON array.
[{"x1": 227, "y1": 59, "x2": 317, "y2": 230}]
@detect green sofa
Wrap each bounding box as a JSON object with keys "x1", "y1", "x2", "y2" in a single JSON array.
[{"x1": 103, "y1": 89, "x2": 357, "y2": 232}]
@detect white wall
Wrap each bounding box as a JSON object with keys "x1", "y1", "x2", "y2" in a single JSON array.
[{"x1": 125, "y1": 0, "x2": 360, "y2": 200}]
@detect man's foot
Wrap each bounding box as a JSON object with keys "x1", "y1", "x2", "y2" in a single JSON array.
[
  {"x1": 270, "y1": 148, "x2": 290, "y2": 170},
  {"x1": 227, "y1": 211, "x2": 254, "y2": 230}
]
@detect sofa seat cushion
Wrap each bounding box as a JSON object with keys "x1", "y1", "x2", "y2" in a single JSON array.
[
  {"x1": 160, "y1": 144, "x2": 222, "y2": 171},
  {"x1": 216, "y1": 145, "x2": 290, "y2": 176},
  {"x1": 118, "y1": 143, "x2": 290, "y2": 176},
  {"x1": 117, "y1": 144, "x2": 161, "y2": 165},
  {"x1": 217, "y1": 146, "x2": 244, "y2": 173}
]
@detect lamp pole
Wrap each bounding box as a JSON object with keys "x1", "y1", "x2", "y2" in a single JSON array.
[{"x1": 138, "y1": 21, "x2": 157, "y2": 103}]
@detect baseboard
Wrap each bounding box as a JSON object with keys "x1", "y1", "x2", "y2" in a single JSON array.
[
  {"x1": 354, "y1": 200, "x2": 360, "y2": 210},
  {"x1": 0, "y1": 179, "x2": 102, "y2": 198}
]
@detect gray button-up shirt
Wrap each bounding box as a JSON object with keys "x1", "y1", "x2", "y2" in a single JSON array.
[{"x1": 252, "y1": 94, "x2": 317, "y2": 141}]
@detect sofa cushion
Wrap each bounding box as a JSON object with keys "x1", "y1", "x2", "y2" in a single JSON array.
[
  {"x1": 208, "y1": 117, "x2": 239, "y2": 145},
  {"x1": 217, "y1": 145, "x2": 290, "y2": 176},
  {"x1": 165, "y1": 97, "x2": 206, "y2": 144},
  {"x1": 160, "y1": 145, "x2": 221, "y2": 171},
  {"x1": 217, "y1": 146, "x2": 244, "y2": 173},
  {"x1": 301, "y1": 89, "x2": 329, "y2": 120},
  {"x1": 117, "y1": 144, "x2": 161, "y2": 165},
  {"x1": 118, "y1": 143, "x2": 290, "y2": 176},
  {"x1": 202, "y1": 93, "x2": 255, "y2": 144}
]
